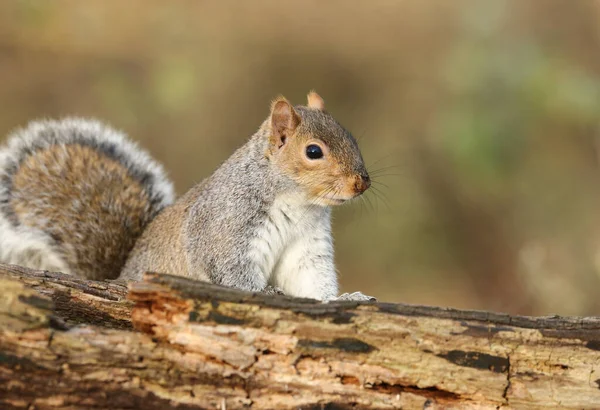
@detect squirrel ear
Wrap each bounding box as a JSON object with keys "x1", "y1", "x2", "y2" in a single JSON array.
[
  {"x1": 307, "y1": 90, "x2": 325, "y2": 110},
  {"x1": 270, "y1": 97, "x2": 300, "y2": 148}
]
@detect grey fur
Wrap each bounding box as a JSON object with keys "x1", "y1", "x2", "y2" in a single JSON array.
[
  {"x1": 184, "y1": 130, "x2": 291, "y2": 288},
  {"x1": 1, "y1": 102, "x2": 375, "y2": 302},
  {"x1": 122, "y1": 106, "x2": 374, "y2": 301}
]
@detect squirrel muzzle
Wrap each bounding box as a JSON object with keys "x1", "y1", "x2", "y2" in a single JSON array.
[{"x1": 354, "y1": 173, "x2": 371, "y2": 195}]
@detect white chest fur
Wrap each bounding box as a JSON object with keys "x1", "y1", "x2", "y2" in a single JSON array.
[{"x1": 248, "y1": 192, "x2": 334, "y2": 297}]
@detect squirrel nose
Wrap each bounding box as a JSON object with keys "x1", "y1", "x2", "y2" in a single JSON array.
[{"x1": 354, "y1": 174, "x2": 371, "y2": 194}]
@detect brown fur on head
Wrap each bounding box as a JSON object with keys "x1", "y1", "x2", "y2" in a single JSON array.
[{"x1": 266, "y1": 91, "x2": 370, "y2": 206}]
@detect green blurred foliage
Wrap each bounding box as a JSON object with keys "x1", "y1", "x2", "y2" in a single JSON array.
[{"x1": 2, "y1": 0, "x2": 600, "y2": 315}]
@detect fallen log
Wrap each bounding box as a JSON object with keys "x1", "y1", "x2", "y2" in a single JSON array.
[{"x1": 1, "y1": 263, "x2": 600, "y2": 409}]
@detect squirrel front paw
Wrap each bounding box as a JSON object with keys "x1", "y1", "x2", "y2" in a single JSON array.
[
  {"x1": 336, "y1": 291, "x2": 377, "y2": 302},
  {"x1": 261, "y1": 285, "x2": 286, "y2": 296}
]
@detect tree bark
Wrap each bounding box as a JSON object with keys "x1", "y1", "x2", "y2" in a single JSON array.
[{"x1": 1, "y1": 264, "x2": 600, "y2": 409}]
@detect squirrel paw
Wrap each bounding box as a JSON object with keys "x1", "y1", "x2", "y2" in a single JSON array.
[
  {"x1": 261, "y1": 285, "x2": 286, "y2": 296},
  {"x1": 336, "y1": 292, "x2": 377, "y2": 302}
]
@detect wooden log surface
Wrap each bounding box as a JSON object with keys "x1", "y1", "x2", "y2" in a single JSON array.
[{"x1": 2, "y1": 263, "x2": 600, "y2": 409}]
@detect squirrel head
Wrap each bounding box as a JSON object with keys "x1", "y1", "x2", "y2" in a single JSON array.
[{"x1": 265, "y1": 91, "x2": 370, "y2": 206}]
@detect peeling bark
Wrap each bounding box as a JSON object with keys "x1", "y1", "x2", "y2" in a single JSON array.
[
  {"x1": 2, "y1": 264, "x2": 600, "y2": 409},
  {"x1": 1, "y1": 263, "x2": 131, "y2": 329}
]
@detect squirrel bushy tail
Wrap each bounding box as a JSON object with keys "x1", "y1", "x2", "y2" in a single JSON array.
[{"x1": 0, "y1": 118, "x2": 174, "y2": 279}]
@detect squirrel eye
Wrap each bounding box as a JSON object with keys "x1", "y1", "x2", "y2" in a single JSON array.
[{"x1": 305, "y1": 144, "x2": 324, "y2": 160}]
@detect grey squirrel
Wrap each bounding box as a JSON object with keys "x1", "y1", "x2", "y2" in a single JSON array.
[{"x1": 0, "y1": 92, "x2": 374, "y2": 301}]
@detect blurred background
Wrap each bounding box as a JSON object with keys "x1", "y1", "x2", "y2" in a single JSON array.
[{"x1": 2, "y1": 0, "x2": 600, "y2": 315}]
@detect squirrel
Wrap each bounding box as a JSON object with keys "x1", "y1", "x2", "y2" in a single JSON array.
[{"x1": 0, "y1": 91, "x2": 374, "y2": 301}]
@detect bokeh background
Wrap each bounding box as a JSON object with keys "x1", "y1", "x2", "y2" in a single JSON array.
[{"x1": 2, "y1": 0, "x2": 600, "y2": 315}]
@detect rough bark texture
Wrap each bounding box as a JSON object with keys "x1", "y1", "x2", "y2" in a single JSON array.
[{"x1": 2, "y1": 263, "x2": 600, "y2": 409}]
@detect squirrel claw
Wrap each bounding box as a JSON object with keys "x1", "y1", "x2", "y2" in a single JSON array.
[
  {"x1": 261, "y1": 285, "x2": 286, "y2": 296},
  {"x1": 335, "y1": 291, "x2": 377, "y2": 302}
]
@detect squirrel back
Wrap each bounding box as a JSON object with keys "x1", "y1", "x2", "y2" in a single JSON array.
[{"x1": 0, "y1": 118, "x2": 174, "y2": 279}]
